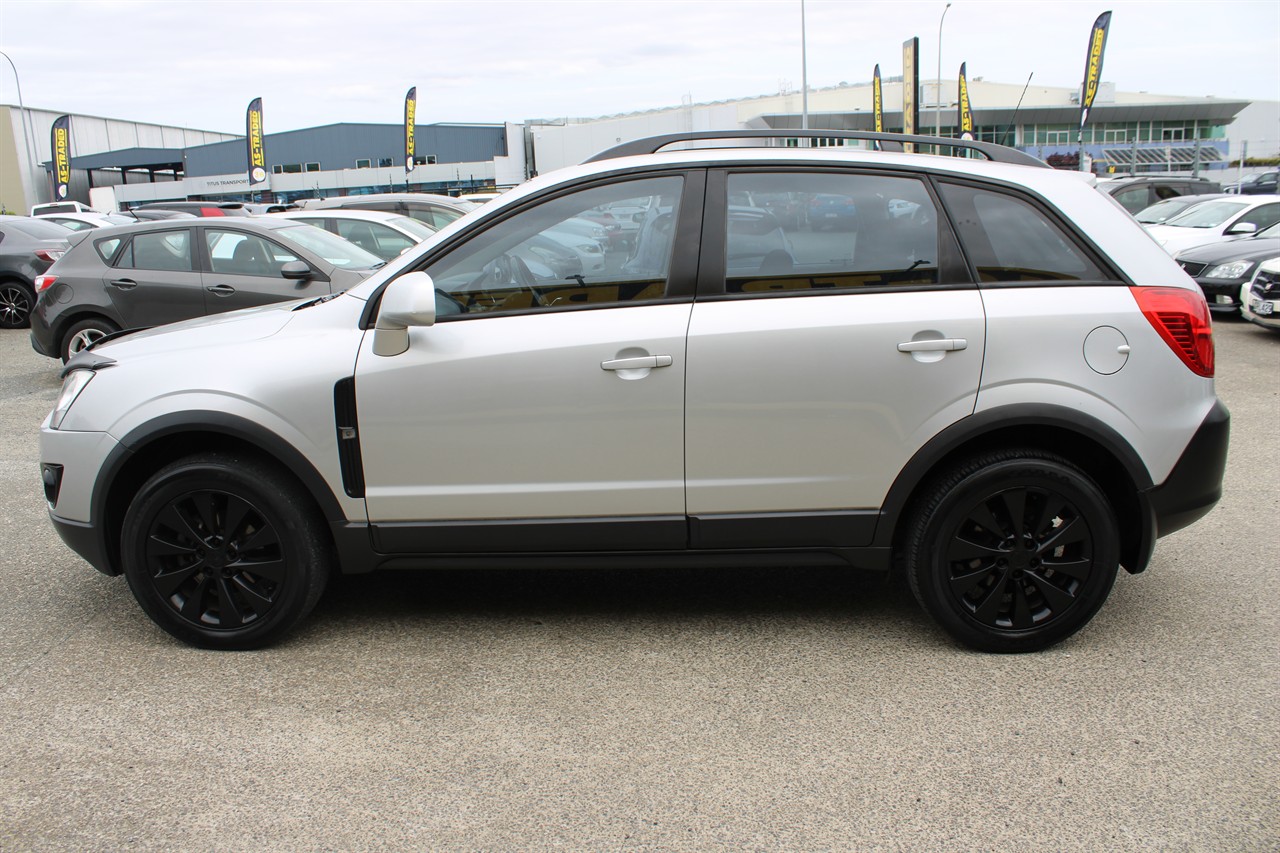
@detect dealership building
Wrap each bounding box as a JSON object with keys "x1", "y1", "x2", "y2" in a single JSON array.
[{"x1": 2, "y1": 77, "x2": 1275, "y2": 213}]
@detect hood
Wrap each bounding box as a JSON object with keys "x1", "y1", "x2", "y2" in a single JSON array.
[
  {"x1": 1176, "y1": 237, "x2": 1280, "y2": 264},
  {"x1": 89, "y1": 298, "x2": 309, "y2": 360}
]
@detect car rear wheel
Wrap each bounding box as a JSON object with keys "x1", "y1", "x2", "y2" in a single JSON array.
[
  {"x1": 121, "y1": 453, "x2": 331, "y2": 650},
  {"x1": 905, "y1": 449, "x2": 1120, "y2": 653},
  {"x1": 0, "y1": 281, "x2": 34, "y2": 329},
  {"x1": 61, "y1": 317, "x2": 120, "y2": 362}
]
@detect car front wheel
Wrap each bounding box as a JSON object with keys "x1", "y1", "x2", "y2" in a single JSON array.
[
  {"x1": 121, "y1": 453, "x2": 331, "y2": 649},
  {"x1": 905, "y1": 449, "x2": 1120, "y2": 653}
]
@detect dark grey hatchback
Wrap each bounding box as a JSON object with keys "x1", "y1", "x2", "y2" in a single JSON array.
[{"x1": 30, "y1": 218, "x2": 384, "y2": 361}]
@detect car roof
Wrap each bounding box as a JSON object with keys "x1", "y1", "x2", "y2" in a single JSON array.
[
  {"x1": 85, "y1": 216, "x2": 307, "y2": 240},
  {"x1": 307, "y1": 192, "x2": 472, "y2": 209},
  {"x1": 275, "y1": 209, "x2": 412, "y2": 224}
]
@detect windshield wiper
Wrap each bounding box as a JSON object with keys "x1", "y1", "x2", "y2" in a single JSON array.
[{"x1": 293, "y1": 291, "x2": 346, "y2": 310}]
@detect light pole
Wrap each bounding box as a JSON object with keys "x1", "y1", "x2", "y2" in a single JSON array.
[
  {"x1": 800, "y1": 0, "x2": 809, "y2": 134},
  {"x1": 0, "y1": 50, "x2": 41, "y2": 210},
  {"x1": 936, "y1": 2, "x2": 952, "y2": 137}
]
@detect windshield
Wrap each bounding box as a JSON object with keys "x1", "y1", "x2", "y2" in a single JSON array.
[
  {"x1": 1136, "y1": 198, "x2": 1195, "y2": 224},
  {"x1": 1163, "y1": 200, "x2": 1250, "y2": 229},
  {"x1": 388, "y1": 214, "x2": 436, "y2": 239},
  {"x1": 274, "y1": 223, "x2": 383, "y2": 268}
]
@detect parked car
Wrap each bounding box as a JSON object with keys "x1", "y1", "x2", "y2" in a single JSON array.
[
  {"x1": 0, "y1": 217, "x2": 72, "y2": 328},
  {"x1": 1134, "y1": 193, "x2": 1232, "y2": 225},
  {"x1": 31, "y1": 201, "x2": 95, "y2": 216},
  {"x1": 1145, "y1": 196, "x2": 1280, "y2": 255},
  {"x1": 1175, "y1": 222, "x2": 1280, "y2": 312},
  {"x1": 1239, "y1": 258, "x2": 1280, "y2": 330},
  {"x1": 39, "y1": 212, "x2": 139, "y2": 232},
  {"x1": 295, "y1": 192, "x2": 476, "y2": 230},
  {"x1": 130, "y1": 201, "x2": 254, "y2": 218},
  {"x1": 1224, "y1": 171, "x2": 1279, "y2": 195},
  {"x1": 1098, "y1": 175, "x2": 1221, "y2": 215},
  {"x1": 29, "y1": 217, "x2": 384, "y2": 361},
  {"x1": 274, "y1": 210, "x2": 436, "y2": 261},
  {"x1": 119, "y1": 209, "x2": 199, "y2": 222},
  {"x1": 38, "y1": 130, "x2": 1228, "y2": 654}
]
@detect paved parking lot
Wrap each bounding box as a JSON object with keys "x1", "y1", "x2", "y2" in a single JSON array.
[{"x1": 0, "y1": 320, "x2": 1276, "y2": 850}]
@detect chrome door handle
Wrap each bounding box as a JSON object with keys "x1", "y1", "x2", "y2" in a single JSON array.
[
  {"x1": 206, "y1": 284, "x2": 236, "y2": 296},
  {"x1": 108, "y1": 279, "x2": 138, "y2": 290},
  {"x1": 601, "y1": 355, "x2": 673, "y2": 371},
  {"x1": 897, "y1": 338, "x2": 967, "y2": 353}
]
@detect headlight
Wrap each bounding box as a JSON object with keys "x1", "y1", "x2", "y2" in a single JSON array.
[
  {"x1": 1204, "y1": 260, "x2": 1253, "y2": 279},
  {"x1": 49, "y1": 369, "x2": 95, "y2": 430}
]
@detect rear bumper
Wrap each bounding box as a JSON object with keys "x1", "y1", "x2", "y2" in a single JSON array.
[{"x1": 1147, "y1": 399, "x2": 1230, "y2": 539}]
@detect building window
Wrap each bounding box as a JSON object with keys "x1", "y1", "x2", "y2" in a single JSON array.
[
  {"x1": 356, "y1": 159, "x2": 371, "y2": 169},
  {"x1": 272, "y1": 165, "x2": 283, "y2": 174},
  {"x1": 413, "y1": 155, "x2": 437, "y2": 165},
  {"x1": 378, "y1": 157, "x2": 394, "y2": 168},
  {"x1": 305, "y1": 162, "x2": 320, "y2": 172}
]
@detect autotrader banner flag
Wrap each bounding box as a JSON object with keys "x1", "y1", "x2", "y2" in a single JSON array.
[
  {"x1": 246, "y1": 97, "x2": 267, "y2": 186},
  {"x1": 958, "y1": 63, "x2": 974, "y2": 140},
  {"x1": 51, "y1": 115, "x2": 71, "y2": 200},
  {"x1": 1079, "y1": 11, "x2": 1112, "y2": 129},
  {"x1": 873, "y1": 65, "x2": 883, "y2": 133},
  {"x1": 902, "y1": 37, "x2": 919, "y2": 152},
  {"x1": 404, "y1": 86, "x2": 417, "y2": 174}
]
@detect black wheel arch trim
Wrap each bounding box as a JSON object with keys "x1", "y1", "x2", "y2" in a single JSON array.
[
  {"x1": 87, "y1": 411, "x2": 352, "y2": 576},
  {"x1": 872, "y1": 403, "x2": 1157, "y2": 571}
]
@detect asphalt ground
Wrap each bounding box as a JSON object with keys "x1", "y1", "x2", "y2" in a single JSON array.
[{"x1": 0, "y1": 319, "x2": 1276, "y2": 851}]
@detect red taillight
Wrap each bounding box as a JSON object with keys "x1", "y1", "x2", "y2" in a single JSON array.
[
  {"x1": 1131, "y1": 286, "x2": 1215, "y2": 377},
  {"x1": 34, "y1": 248, "x2": 64, "y2": 262},
  {"x1": 34, "y1": 274, "x2": 57, "y2": 293},
  {"x1": 200, "y1": 207, "x2": 226, "y2": 217}
]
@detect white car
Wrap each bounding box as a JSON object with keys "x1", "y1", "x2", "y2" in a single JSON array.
[
  {"x1": 274, "y1": 209, "x2": 436, "y2": 261},
  {"x1": 39, "y1": 130, "x2": 1229, "y2": 653},
  {"x1": 1145, "y1": 195, "x2": 1280, "y2": 255},
  {"x1": 1240, "y1": 258, "x2": 1280, "y2": 331},
  {"x1": 37, "y1": 212, "x2": 138, "y2": 232}
]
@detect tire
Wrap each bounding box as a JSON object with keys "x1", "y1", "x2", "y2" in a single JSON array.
[
  {"x1": 121, "y1": 453, "x2": 332, "y2": 650},
  {"x1": 904, "y1": 449, "x2": 1120, "y2": 653},
  {"x1": 61, "y1": 317, "x2": 120, "y2": 362},
  {"x1": 0, "y1": 280, "x2": 35, "y2": 329}
]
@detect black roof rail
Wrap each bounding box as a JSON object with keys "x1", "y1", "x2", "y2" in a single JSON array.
[{"x1": 584, "y1": 129, "x2": 1049, "y2": 169}]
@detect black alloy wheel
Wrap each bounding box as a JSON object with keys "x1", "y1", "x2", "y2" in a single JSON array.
[
  {"x1": 121, "y1": 453, "x2": 330, "y2": 649},
  {"x1": 0, "y1": 281, "x2": 35, "y2": 328},
  {"x1": 906, "y1": 449, "x2": 1120, "y2": 653}
]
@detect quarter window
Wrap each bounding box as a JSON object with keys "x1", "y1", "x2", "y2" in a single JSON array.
[
  {"x1": 425, "y1": 176, "x2": 683, "y2": 316},
  {"x1": 118, "y1": 230, "x2": 193, "y2": 272},
  {"x1": 939, "y1": 182, "x2": 1107, "y2": 282},
  {"x1": 723, "y1": 172, "x2": 939, "y2": 294}
]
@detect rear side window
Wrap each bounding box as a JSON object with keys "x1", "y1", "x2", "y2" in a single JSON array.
[
  {"x1": 723, "y1": 172, "x2": 940, "y2": 294},
  {"x1": 117, "y1": 230, "x2": 193, "y2": 272},
  {"x1": 940, "y1": 183, "x2": 1107, "y2": 282},
  {"x1": 95, "y1": 237, "x2": 125, "y2": 263}
]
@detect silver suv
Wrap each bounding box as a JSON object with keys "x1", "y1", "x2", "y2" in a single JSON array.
[{"x1": 39, "y1": 131, "x2": 1229, "y2": 652}]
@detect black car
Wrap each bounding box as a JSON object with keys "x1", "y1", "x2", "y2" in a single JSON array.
[
  {"x1": 1099, "y1": 175, "x2": 1222, "y2": 215},
  {"x1": 1225, "y1": 171, "x2": 1279, "y2": 195},
  {"x1": 1175, "y1": 222, "x2": 1280, "y2": 313},
  {"x1": 0, "y1": 217, "x2": 73, "y2": 328},
  {"x1": 29, "y1": 217, "x2": 384, "y2": 361}
]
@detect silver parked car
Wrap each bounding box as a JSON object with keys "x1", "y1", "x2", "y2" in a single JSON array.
[{"x1": 39, "y1": 130, "x2": 1228, "y2": 652}]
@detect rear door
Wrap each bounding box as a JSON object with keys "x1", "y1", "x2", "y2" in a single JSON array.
[
  {"x1": 684, "y1": 168, "x2": 985, "y2": 548},
  {"x1": 102, "y1": 227, "x2": 206, "y2": 327}
]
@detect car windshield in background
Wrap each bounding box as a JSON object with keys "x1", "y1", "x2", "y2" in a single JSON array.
[
  {"x1": 275, "y1": 223, "x2": 384, "y2": 268},
  {"x1": 1165, "y1": 201, "x2": 1250, "y2": 228},
  {"x1": 5, "y1": 219, "x2": 73, "y2": 239},
  {"x1": 390, "y1": 215, "x2": 437, "y2": 239},
  {"x1": 1137, "y1": 198, "x2": 1200, "y2": 224}
]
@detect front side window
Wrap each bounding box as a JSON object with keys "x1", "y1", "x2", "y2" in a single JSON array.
[
  {"x1": 1237, "y1": 203, "x2": 1280, "y2": 231},
  {"x1": 206, "y1": 230, "x2": 299, "y2": 277},
  {"x1": 723, "y1": 172, "x2": 939, "y2": 294},
  {"x1": 425, "y1": 175, "x2": 683, "y2": 316},
  {"x1": 119, "y1": 230, "x2": 193, "y2": 272},
  {"x1": 940, "y1": 182, "x2": 1107, "y2": 282},
  {"x1": 335, "y1": 220, "x2": 416, "y2": 260}
]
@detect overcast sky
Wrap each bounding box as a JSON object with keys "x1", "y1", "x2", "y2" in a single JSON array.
[{"x1": 2, "y1": 0, "x2": 1277, "y2": 134}]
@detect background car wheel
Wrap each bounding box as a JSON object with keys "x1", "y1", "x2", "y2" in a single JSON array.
[
  {"x1": 904, "y1": 449, "x2": 1120, "y2": 653},
  {"x1": 121, "y1": 453, "x2": 331, "y2": 650},
  {"x1": 61, "y1": 317, "x2": 120, "y2": 362},
  {"x1": 0, "y1": 281, "x2": 35, "y2": 329}
]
